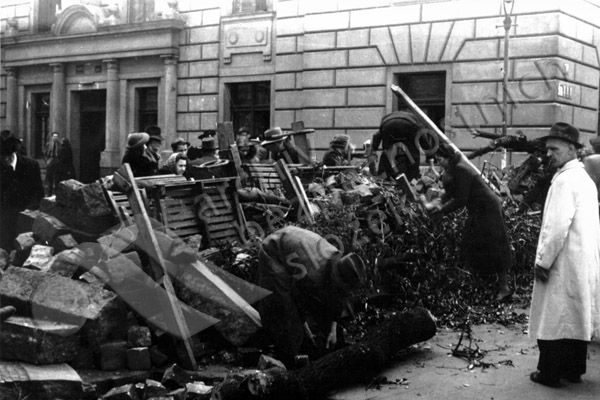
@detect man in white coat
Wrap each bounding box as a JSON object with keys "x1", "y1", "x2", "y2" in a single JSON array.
[{"x1": 529, "y1": 122, "x2": 600, "y2": 388}]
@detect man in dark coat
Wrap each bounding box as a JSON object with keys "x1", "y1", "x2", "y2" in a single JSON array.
[
  {"x1": 122, "y1": 132, "x2": 157, "y2": 176},
  {"x1": 322, "y1": 134, "x2": 352, "y2": 166},
  {"x1": 370, "y1": 111, "x2": 422, "y2": 180},
  {"x1": 257, "y1": 226, "x2": 366, "y2": 367},
  {"x1": 0, "y1": 134, "x2": 44, "y2": 250},
  {"x1": 432, "y1": 143, "x2": 512, "y2": 301}
]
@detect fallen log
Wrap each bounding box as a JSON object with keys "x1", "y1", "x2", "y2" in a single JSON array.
[{"x1": 212, "y1": 307, "x2": 437, "y2": 400}]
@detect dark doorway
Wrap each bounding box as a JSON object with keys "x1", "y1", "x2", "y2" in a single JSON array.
[
  {"x1": 79, "y1": 90, "x2": 106, "y2": 183},
  {"x1": 396, "y1": 72, "x2": 446, "y2": 131}
]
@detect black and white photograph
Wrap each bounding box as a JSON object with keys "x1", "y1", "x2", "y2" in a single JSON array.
[{"x1": 1, "y1": 0, "x2": 599, "y2": 399}]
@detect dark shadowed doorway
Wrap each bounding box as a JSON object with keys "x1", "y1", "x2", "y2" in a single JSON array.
[{"x1": 79, "y1": 90, "x2": 106, "y2": 183}]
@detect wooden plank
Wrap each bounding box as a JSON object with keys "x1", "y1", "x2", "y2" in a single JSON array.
[
  {"x1": 190, "y1": 260, "x2": 261, "y2": 327},
  {"x1": 208, "y1": 221, "x2": 236, "y2": 232},
  {"x1": 170, "y1": 226, "x2": 204, "y2": 238},
  {"x1": 217, "y1": 121, "x2": 234, "y2": 149},
  {"x1": 113, "y1": 163, "x2": 197, "y2": 370}
]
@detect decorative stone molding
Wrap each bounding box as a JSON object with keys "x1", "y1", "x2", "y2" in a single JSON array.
[
  {"x1": 52, "y1": 3, "x2": 124, "y2": 35},
  {"x1": 221, "y1": 13, "x2": 274, "y2": 64}
]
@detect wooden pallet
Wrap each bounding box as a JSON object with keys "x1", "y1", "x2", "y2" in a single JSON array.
[{"x1": 150, "y1": 177, "x2": 246, "y2": 247}]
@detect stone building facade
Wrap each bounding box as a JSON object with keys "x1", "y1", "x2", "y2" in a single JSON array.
[{"x1": 1, "y1": 0, "x2": 599, "y2": 181}]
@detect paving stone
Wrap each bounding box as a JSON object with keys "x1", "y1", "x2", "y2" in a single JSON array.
[
  {"x1": 51, "y1": 233, "x2": 78, "y2": 252},
  {"x1": 127, "y1": 347, "x2": 152, "y2": 371},
  {"x1": 22, "y1": 244, "x2": 54, "y2": 271},
  {"x1": 100, "y1": 341, "x2": 128, "y2": 371},
  {"x1": 183, "y1": 382, "x2": 212, "y2": 400},
  {"x1": 47, "y1": 248, "x2": 84, "y2": 277},
  {"x1": 0, "y1": 266, "x2": 128, "y2": 348},
  {"x1": 0, "y1": 316, "x2": 82, "y2": 364},
  {"x1": 32, "y1": 212, "x2": 69, "y2": 243},
  {"x1": 128, "y1": 326, "x2": 152, "y2": 348},
  {"x1": 14, "y1": 232, "x2": 35, "y2": 252},
  {"x1": 16, "y1": 209, "x2": 42, "y2": 234},
  {"x1": 101, "y1": 383, "x2": 140, "y2": 400}
]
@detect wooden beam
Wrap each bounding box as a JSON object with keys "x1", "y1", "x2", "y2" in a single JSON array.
[{"x1": 113, "y1": 163, "x2": 198, "y2": 370}]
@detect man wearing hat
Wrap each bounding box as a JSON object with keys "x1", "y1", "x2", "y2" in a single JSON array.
[
  {"x1": 0, "y1": 134, "x2": 44, "y2": 250},
  {"x1": 188, "y1": 136, "x2": 219, "y2": 167},
  {"x1": 529, "y1": 122, "x2": 600, "y2": 387},
  {"x1": 122, "y1": 132, "x2": 158, "y2": 176},
  {"x1": 322, "y1": 134, "x2": 352, "y2": 166},
  {"x1": 144, "y1": 125, "x2": 164, "y2": 167},
  {"x1": 261, "y1": 127, "x2": 311, "y2": 165},
  {"x1": 257, "y1": 225, "x2": 366, "y2": 367}
]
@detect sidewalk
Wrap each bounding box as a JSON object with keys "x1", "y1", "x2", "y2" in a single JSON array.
[{"x1": 331, "y1": 320, "x2": 600, "y2": 400}]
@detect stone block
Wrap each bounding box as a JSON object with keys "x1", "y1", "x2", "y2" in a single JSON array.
[
  {"x1": 274, "y1": 110, "x2": 295, "y2": 128},
  {"x1": 47, "y1": 248, "x2": 84, "y2": 278},
  {"x1": 301, "y1": 70, "x2": 335, "y2": 88},
  {"x1": 456, "y1": 38, "x2": 499, "y2": 61},
  {"x1": 303, "y1": 50, "x2": 347, "y2": 69},
  {"x1": 22, "y1": 244, "x2": 54, "y2": 271},
  {"x1": 184, "y1": 382, "x2": 212, "y2": 400},
  {"x1": 453, "y1": 61, "x2": 502, "y2": 82},
  {"x1": 55, "y1": 179, "x2": 85, "y2": 207},
  {"x1": 276, "y1": 53, "x2": 302, "y2": 72},
  {"x1": 51, "y1": 234, "x2": 78, "y2": 252},
  {"x1": 303, "y1": 32, "x2": 335, "y2": 51},
  {"x1": 305, "y1": 11, "x2": 349, "y2": 32},
  {"x1": 276, "y1": 36, "x2": 297, "y2": 54},
  {"x1": 127, "y1": 347, "x2": 152, "y2": 371},
  {"x1": 276, "y1": 90, "x2": 303, "y2": 109},
  {"x1": 200, "y1": 78, "x2": 218, "y2": 94},
  {"x1": 337, "y1": 29, "x2": 369, "y2": 48},
  {"x1": 189, "y1": 95, "x2": 217, "y2": 112},
  {"x1": 189, "y1": 61, "x2": 218, "y2": 77},
  {"x1": 80, "y1": 182, "x2": 113, "y2": 217},
  {"x1": 301, "y1": 109, "x2": 334, "y2": 128},
  {"x1": 303, "y1": 89, "x2": 346, "y2": 108},
  {"x1": 348, "y1": 48, "x2": 383, "y2": 66},
  {"x1": 428, "y1": 21, "x2": 454, "y2": 62},
  {"x1": 347, "y1": 87, "x2": 386, "y2": 106},
  {"x1": 370, "y1": 27, "x2": 398, "y2": 64},
  {"x1": 101, "y1": 383, "x2": 139, "y2": 400},
  {"x1": 0, "y1": 362, "x2": 84, "y2": 400},
  {"x1": 440, "y1": 19, "x2": 475, "y2": 62},
  {"x1": 127, "y1": 326, "x2": 152, "y2": 348},
  {"x1": 350, "y1": 4, "x2": 419, "y2": 27},
  {"x1": 277, "y1": 16, "x2": 303, "y2": 36},
  {"x1": 14, "y1": 231, "x2": 35, "y2": 252},
  {"x1": 32, "y1": 212, "x2": 69, "y2": 243},
  {"x1": 16, "y1": 209, "x2": 42, "y2": 234},
  {"x1": 202, "y1": 43, "x2": 219, "y2": 60},
  {"x1": 275, "y1": 73, "x2": 296, "y2": 90},
  {"x1": 0, "y1": 316, "x2": 82, "y2": 364},
  {"x1": 335, "y1": 67, "x2": 387, "y2": 86},
  {"x1": 189, "y1": 26, "x2": 219, "y2": 44},
  {"x1": 0, "y1": 267, "x2": 127, "y2": 347},
  {"x1": 335, "y1": 107, "x2": 385, "y2": 128},
  {"x1": 100, "y1": 340, "x2": 128, "y2": 371}
]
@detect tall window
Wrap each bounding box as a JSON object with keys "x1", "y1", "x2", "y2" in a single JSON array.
[
  {"x1": 233, "y1": 0, "x2": 268, "y2": 14},
  {"x1": 36, "y1": 0, "x2": 61, "y2": 33},
  {"x1": 396, "y1": 72, "x2": 446, "y2": 130},
  {"x1": 228, "y1": 82, "x2": 270, "y2": 139},
  {"x1": 136, "y1": 87, "x2": 158, "y2": 131},
  {"x1": 32, "y1": 93, "x2": 50, "y2": 158}
]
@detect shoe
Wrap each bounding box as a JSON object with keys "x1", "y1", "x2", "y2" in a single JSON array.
[
  {"x1": 530, "y1": 371, "x2": 562, "y2": 388},
  {"x1": 562, "y1": 375, "x2": 582, "y2": 383}
]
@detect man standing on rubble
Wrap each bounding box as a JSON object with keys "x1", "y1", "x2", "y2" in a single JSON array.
[
  {"x1": 529, "y1": 122, "x2": 600, "y2": 388},
  {"x1": 257, "y1": 226, "x2": 366, "y2": 367}
]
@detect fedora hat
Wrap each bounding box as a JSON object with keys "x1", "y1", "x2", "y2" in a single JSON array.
[
  {"x1": 200, "y1": 136, "x2": 217, "y2": 150},
  {"x1": 331, "y1": 253, "x2": 366, "y2": 291},
  {"x1": 126, "y1": 132, "x2": 149, "y2": 149},
  {"x1": 199, "y1": 129, "x2": 217, "y2": 140},
  {"x1": 261, "y1": 127, "x2": 290, "y2": 146},
  {"x1": 540, "y1": 122, "x2": 582, "y2": 148},
  {"x1": 330, "y1": 134, "x2": 350, "y2": 149},
  {"x1": 171, "y1": 137, "x2": 190, "y2": 150}
]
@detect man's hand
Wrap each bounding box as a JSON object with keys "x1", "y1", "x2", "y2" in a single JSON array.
[
  {"x1": 534, "y1": 264, "x2": 549, "y2": 282},
  {"x1": 325, "y1": 322, "x2": 338, "y2": 349},
  {"x1": 304, "y1": 322, "x2": 317, "y2": 347}
]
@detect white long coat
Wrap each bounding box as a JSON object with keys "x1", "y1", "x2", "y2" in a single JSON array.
[{"x1": 529, "y1": 159, "x2": 600, "y2": 341}]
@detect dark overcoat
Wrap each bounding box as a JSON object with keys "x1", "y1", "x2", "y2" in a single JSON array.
[{"x1": 440, "y1": 157, "x2": 512, "y2": 275}]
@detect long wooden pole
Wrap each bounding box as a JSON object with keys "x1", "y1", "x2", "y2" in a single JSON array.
[
  {"x1": 390, "y1": 84, "x2": 501, "y2": 196},
  {"x1": 117, "y1": 163, "x2": 198, "y2": 370}
]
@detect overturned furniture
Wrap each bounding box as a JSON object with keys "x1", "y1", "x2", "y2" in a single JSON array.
[{"x1": 105, "y1": 175, "x2": 248, "y2": 248}]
